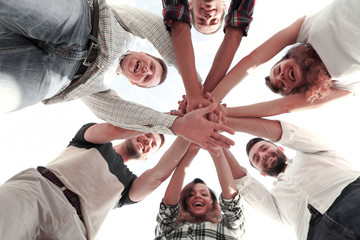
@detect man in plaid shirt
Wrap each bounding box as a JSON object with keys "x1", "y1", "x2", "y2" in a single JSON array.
[
  {"x1": 0, "y1": 1, "x2": 234, "y2": 154},
  {"x1": 162, "y1": 0, "x2": 256, "y2": 112}
]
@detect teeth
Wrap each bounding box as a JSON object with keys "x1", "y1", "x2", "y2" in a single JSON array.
[{"x1": 194, "y1": 202, "x2": 203, "y2": 207}]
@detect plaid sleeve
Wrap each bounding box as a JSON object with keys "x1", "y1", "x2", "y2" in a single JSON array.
[
  {"x1": 220, "y1": 192, "x2": 246, "y2": 237},
  {"x1": 224, "y1": 0, "x2": 256, "y2": 36},
  {"x1": 81, "y1": 89, "x2": 177, "y2": 135},
  {"x1": 162, "y1": 0, "x2": 191, "y2": 31},
  {"x1": 155, "y1": 201, "x2": 180, "y2": 236}
]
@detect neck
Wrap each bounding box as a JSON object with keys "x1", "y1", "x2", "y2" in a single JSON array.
[{"x1": 113, "y1": 143, "x2": 130, "y2": 164}]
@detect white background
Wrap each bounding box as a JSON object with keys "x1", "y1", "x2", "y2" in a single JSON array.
[{"x1": 1, "y1": 0, "x2": 360, "y2": 239}]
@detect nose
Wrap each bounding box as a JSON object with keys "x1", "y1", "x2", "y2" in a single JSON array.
[
  {"x1": 204, "y1": 13, "x2": 212, "y2": 19},
  {"x1": 142, "y1": 65, "x2": 152, "y2": 74}
]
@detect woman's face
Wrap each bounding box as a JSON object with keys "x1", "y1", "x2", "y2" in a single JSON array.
[
  {"x1": 186, "y1": 183, "x2": 213, "y2": 217},
  {"x1": 268, "y1": 59, "x2": 305, "y2": 95}
]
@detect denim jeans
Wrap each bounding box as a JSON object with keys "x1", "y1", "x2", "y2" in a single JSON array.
[
  {"x1": 0, "y1": 0, "x2": 91, "y2": 112},
  {"x1": 307, "y1": 177, "x2": 360, "y2": 240}
]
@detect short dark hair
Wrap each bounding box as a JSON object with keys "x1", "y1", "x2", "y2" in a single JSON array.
[
  {"x1": 246, "y1": 137, "x2": 267, "y2": 156},
  {"x1": 158, "y1": 134, "x2": 165, "y2": 149}
]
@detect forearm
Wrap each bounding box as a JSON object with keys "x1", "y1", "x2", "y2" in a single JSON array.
[
  {"x1": 226, "y1": 90, "x2": 350, "y2": 118},
  {"x1": 203, "y1": 27, "x2": 243, "y2": 93},
  {"x1": 211, "y1": 54, "x2": 257, "y2": 102},
  {"x1": 163, "y1": 146, "x2": 199, "y2": 205},
  {"x1": 210, "y1": 150, "x2": 237, "y2": 199},
  {"x1": 81, "y1": 90, "x2": 176, "y2": 135},
  {"x1": 84, "y1": 122, "x2": 144, "y2": 144},
  {"x1": 129, "y1": 137, "x2": 191, "y2": 202},
  {"x1": 171, "y1": 21, "x2": 202, "y2": 99},
  {"x1": 222, "y1": 148, "x2": 247, "y2": 179},
  {"x1": 226, "y1": 117, "x2": 282, "y2": 142}
]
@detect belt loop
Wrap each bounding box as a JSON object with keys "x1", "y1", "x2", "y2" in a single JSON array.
[{"x1": 308, "y1": 204, "x2": 322, "y2": 226}]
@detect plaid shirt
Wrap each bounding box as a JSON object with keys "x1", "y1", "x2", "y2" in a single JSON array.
[
  {"x1": 43, "y1": 2, "x2": 178, "y2": 135},
  {"x1": 162, "y1": 0, "x2": 255, "y2": 35},
  {"x1": 155, "y1": 193, "x2": 245, "y2": 239}
]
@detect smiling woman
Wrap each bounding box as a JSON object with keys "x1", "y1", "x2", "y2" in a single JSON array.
[
  {"x1": 212, "y1": 0, "x2": 360, "y2": 118},
  {"x1": 155, "y1": 144, "x2": 245, "y2": 240}
]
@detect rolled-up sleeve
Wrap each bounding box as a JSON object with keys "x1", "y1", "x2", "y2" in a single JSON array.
[
  {"x1": 155, "y1": 202, "x2": 180, "y2": 236},
  {"x1": 162, "y1": 0, "x2": 191, "y2": 31},
  {"x1": 224, "y1": 0, "x2": 256, "y2": 36},
  {"x1": 220, "y1": 192, "x2": 245, "y2": 238}
]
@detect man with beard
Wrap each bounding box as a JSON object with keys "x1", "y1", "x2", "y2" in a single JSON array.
[
  {"x1": 221, "y1": 117, "x2": 360, "y2": 240},
  {"x1": 0, "y1": 122, "x2": 196, "y2": 240}
]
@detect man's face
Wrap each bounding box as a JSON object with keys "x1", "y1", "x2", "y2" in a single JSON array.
[
  {"x1": 125, "y1": 133, "x2": 162, "y2": 160},
  {"x1": 189, "y1": 0, "x2": 226, "y2": 34},
  {"x1": 120, "y1": 52, "x2": 163, "y2": 88},
  {"x1": 248, "y1": 141, "x2": 287, "y2": 177}
]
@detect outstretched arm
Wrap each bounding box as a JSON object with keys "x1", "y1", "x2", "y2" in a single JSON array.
[
  {"x1": 210, "y1": 149, "x2": 238, "y2": 199},
  {"x1": 222, "y1": 148, "x2": 247, "y2": 179},
  {"x1": 163, "y1": 145, "x2": 200, "y2": 205},
  {"x1": 203, "y1": 27, "x2": 244, "y2": 93},
  {"x1": 84, "y1": 122, "x2": 144, "y2": 144},
  {"x1": 226, "y1": 117, "x2": 282, "y2": 142},
  {"x1": 225, "y1": 88, "x2": 351, "y2": 118},
  {"x1": 203, "y1": 0, "x2": 256, "y2": 93},
  {"x1": 129, "y1": 137, "x2": 192, "y2": 202},
  {"x1": 211, "y1": 17, "x2": 305, "y2": 102}
]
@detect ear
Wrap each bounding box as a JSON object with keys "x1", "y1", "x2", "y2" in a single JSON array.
[
  {"x1": 278, "y1": 146, "x2": 285, "y2": 153},
  {"x1": 260, "y1": 172, "x2": 267, "y2": 177}
]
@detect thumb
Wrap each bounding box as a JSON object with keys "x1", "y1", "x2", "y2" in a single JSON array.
[{"x1": 194, "y1": 103, "x2": 216, "y2": 116}]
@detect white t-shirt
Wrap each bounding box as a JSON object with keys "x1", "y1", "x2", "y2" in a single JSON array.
[{"x1": 297, "y1": 0, "x2": 360, "y2": 92}]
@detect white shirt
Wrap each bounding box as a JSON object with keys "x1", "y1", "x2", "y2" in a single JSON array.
[
  {"x1": 235, "y1": 121, "x2": 360, "y2": 239},
  {"x1": 297, "y1": 0, "x2": 360, "y2": 92}
]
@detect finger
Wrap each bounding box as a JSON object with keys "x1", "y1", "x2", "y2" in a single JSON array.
[
  {"x1": 212, "y1": 122, "x2": 235, "y2": 135},
  {"x1": 204, "y1": 143, "x2": 221, "y2": 156},
  {"x1": 207, "y1": 135, "x2": 232, "y2": 149},
  {"x1": 210, "y1": 131, "x2": 235, "y2": 147},
  {"x1": 195, "y1": 103, "x2": 217, "y2": 116},
  {"x1": 204, "y1": 92, "x2": 211, "y2": 99}
]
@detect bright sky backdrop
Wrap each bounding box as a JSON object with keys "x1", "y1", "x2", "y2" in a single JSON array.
[{"x1": 1, "y1": 0, "x2": 360, "y2": 239}]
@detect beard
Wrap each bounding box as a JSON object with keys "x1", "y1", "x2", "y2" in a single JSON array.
[
  {"x1": 125, "y1": 139, "x2": 141, "y2": 159},
  {"x1": 263, "y1": 150, "x2": 287, "y2": 177}
]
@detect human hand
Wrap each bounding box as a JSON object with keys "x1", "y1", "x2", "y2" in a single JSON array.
[{"x1": 171, "y1": 103, "x2": 235, "y2": 155}]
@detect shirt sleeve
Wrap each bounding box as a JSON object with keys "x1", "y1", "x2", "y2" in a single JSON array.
[
  {"x1": 162, "y1": 0, "x2": 191, "y2": 31},
  {"x1": 67, "y1": 123, "x2": 97, "y2": 147},
  {"x1": 220, "y1": 192, "x2": 245, "y2": 238},
  {"x1": 235, "y1": 174, "x2": 285, "y2": 223},
  {"x1": 81, "y1": 89, "x2": 177, "y2": 135},
  {"x1": 109, "y1": 4, "x2": 203, "y2": 83},
  {"x1": 155, "y1": 202, "x2": 180, "y2": 236},
  {"x1": 224, "y1": 0, "x2": 255, "y2": 36},
  {"x1": 277, "y1": 121, "x2": 334, "y2": 153}
]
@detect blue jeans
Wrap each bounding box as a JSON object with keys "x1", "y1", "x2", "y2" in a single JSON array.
[
  {"x1": 307, "y1": 177, "x2": 360, "y2": 240},
  {"x1": 0, "y1": 0, "x2": 91, "y2": 112}
]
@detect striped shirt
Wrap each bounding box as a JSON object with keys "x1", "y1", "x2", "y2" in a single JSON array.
[
  {"x1": 162, "y1": 0, "x2": 255, "y2": 35},
  {"x1": 155, "y1": 193, "x2": 245, "y2": 239},
  {"x1": 43, "y1": 2, "x2": 179, "y2": 135}
]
